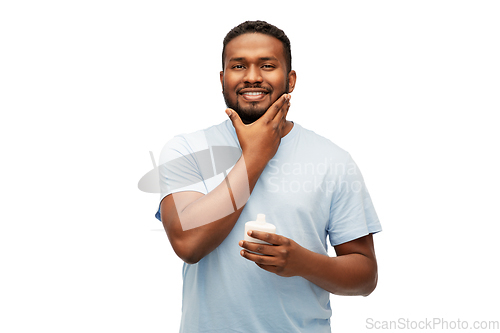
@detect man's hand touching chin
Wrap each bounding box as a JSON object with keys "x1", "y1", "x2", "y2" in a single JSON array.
[{"x1": 226, "y1": 93, "x2": 291, "y2": 171}]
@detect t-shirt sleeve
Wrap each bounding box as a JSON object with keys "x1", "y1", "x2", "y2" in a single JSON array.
[
  {"x1": 155, "y1": 135, "x2": 210, "y2": 221},
  {"x1": 327, "y1": 154, "x2": 382, "y2": 246}
]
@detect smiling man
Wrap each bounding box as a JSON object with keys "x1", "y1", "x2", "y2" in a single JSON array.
[
  {"x1": 221, "y1": 32, "x2": 294, "y2": 127},
  {"x1": 156, "y1": 21, "x2": 382, "y2": 333}
]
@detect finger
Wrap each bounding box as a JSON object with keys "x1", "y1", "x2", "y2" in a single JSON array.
[
  {"x1": 274, "y1": 94, "x2": 290, "y2": 121},
  {"x1": 282, "y1": 97, "x2": 291, "y2": 119},
  {"x1": 271, "y1": 95, "x2": 290, "y2": 129},
  {"x1": 256, "y1": 263, "x2": 279, "y2": 274},
  {"x1": 225, "y1": 108, "x2": 244, "y2": 131},
  {"x1": 275, "y1": 94, "x2": 290, "y2": 121},
  {"x1": 247, "y1": 230, "x2": 281, "y2": 246},
  {"x1": 279, "y1": 100, "x2": 290, "y2": 131},
  {"x1": 240, "y1": 249, "x2": 276, "y2": 265},
  {"x1": 260, "y1": 94, "x2": 289, "y2": 123},
  {"x1": 239, "y1": 240, "x2": 273, "y2": 256}
]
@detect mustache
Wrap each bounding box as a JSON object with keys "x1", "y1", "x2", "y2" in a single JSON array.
[{"x1": 236, "y1": 85, "x2": 272, "y2": 94}]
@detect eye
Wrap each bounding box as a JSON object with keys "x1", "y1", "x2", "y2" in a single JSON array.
[
  {"x1": 232, "y1": 64, "x2": 245, "y2": 69},
  {"x1": 262, "y1": 64, "x2": 275, "y2": 69}
]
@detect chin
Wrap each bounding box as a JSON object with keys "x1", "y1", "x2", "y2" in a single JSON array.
[
  {"x1": 236, "y1": 106, "x2": 268, "y2": 124},
  {"x1": 236, "y1": 111, "x2": 265, "y2": 124}
]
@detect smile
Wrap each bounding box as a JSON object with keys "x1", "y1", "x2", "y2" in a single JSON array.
[
  {"x1": 239, "y1": 91, "x2": 268, "y2": 102},
  {"x1": 243, "y1": 92, "x2": 265, "y2": 96}
]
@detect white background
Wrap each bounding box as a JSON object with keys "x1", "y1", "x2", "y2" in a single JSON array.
[{"x1": 1, "y1": 1, "x2": 499, "y2": 332}]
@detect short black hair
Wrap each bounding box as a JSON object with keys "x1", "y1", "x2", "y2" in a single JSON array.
[{"x1": 222, "y1": 20, "x2": 292, "y2": 73}]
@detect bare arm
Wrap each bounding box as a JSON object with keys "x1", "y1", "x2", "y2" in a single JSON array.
[
  {"x1": 301, "y1": 234, "x2": 378, "y2": 296},
  {"x1": 161, "y1": 94, "x2": 291, "y2": 264},
  {"x1": 160, "y1": 157, "x2": 254, "y2": 264},
  {"x1": 239, "y1": 232, "x2": 378, "y2": 296}
]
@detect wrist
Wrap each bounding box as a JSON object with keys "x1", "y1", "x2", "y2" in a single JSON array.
[
  {"x1": 241, "y1": 152, "x2": 269, "y2": 179},
  {"x1": 297, "y1": 248, "x2": 329, "y2": 279}
]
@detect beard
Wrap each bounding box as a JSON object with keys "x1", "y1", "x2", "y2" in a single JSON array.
[{"x1": 223, "y1": 79, "x2": 289, "y2": 125}]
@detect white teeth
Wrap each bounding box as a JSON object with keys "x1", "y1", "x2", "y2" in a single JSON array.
[{"x1": 243, "y1": 92, "x2": 265, "y2": 95}]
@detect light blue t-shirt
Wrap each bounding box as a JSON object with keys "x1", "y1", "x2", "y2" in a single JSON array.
[{"x1": 156, "y1": 120, "x2": 382, "y2": 333}]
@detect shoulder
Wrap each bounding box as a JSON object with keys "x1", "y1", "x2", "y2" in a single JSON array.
[
  {"x1": 294, "y1": 123, "x2": 351, "y2": 161},
  {"x1": 159, "y1": 121, "x2": 232, "y2": 164}
]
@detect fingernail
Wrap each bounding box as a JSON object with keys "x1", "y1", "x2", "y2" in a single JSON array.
[
  {"x1": 225, "y1": 109, "x2": 232, "y2": 117},
  {"x1": 248, "y1": 231, "x2": 252, "y2": 236},
  {"x1": 239, "y1": 240, "x2": 243, "y2": 247}
]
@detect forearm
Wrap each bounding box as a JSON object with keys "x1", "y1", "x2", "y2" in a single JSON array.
[
  {"x1": 172, "y1": 155, "x2": 264, "y2": 263},
  {"x1": 299, "y1": 249, "x2": 378, "y2": 296},
  {"x1": 167, "y1": 95, "x2": 289, "y2": 263}
]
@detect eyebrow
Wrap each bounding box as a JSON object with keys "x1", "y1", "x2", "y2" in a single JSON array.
[{"x1": 229, "y1": 56, "x2": 279, "y2": 62}]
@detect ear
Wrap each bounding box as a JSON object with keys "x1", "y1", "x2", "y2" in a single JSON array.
[
  {"x1": 287, "y1": 70, "x2": 297, "y2": 93},
  {"x1": 220, "y1": 71, "x2": 224, "y2": 89}
]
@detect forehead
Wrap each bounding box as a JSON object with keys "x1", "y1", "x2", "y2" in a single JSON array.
[{"x1": 224, "y1": 33, "x2": 285, "y2": 63}]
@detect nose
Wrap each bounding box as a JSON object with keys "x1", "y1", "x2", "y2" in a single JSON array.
[{"x1": 243, "y1": 65, "x2": 263, "y2": 84}]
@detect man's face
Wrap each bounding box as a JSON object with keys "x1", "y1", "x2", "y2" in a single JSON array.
[{"x1": 220, "y1": 33, "x2": 296, "y2": 124}]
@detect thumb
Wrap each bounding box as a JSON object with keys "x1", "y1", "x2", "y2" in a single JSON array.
[{"x1": 225, "y1": 109, "x2": 244, "y2": 130}]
